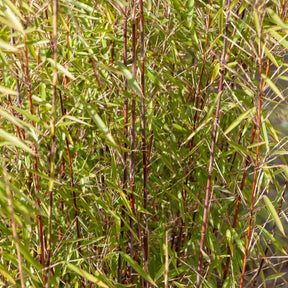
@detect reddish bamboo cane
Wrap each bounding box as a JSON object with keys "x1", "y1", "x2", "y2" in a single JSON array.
[
  {"x1": 239, "y1": 2, "x2": 263, "y2": 287},
  {"x1": 127, "y1": 9, "x2": 137, "y2": 283},
  {"x1": 117, "y1": 0, "x2": 128, "y2": 283},
  {"x1": 139, "y1": 0, "x2": 149, "y2": 287},
  {"x1": 46, "y1": 0, "x2": 58, "y2": 285},
  {"x1": 196, "y1": 1, "x2": 231, "y2": 286},
  {"x1": 23, "y1": 35, "x2": 45, "y2": 270}
]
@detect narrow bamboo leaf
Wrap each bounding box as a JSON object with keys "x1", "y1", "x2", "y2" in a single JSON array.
[
  {"x1": 67, "y1": 0, "x2": 94, "y2": 12},
  {"x1": 173, "y1": 123, "x2": 187, "y2": 133},
  {"x1": 13, "y1": 106, "x2": 44, "y2": 125},
  {"x1": 27, "y1": 169, "x2": 61, "y2": 185},
  {"x1": 3, "y1": 7, "x2": 24, "y2": 33},
  {"x1": 117, "y1": 62, "x2": 142, "y2": 96},
  {"x1": 19, "y1": 243, "x2": 42, "y2": 270},
  {"x1": 0, "y1": 263, "x2": 16, "y2": 285},
  {"x1": 229, "y1": 140, "x2": 251, "y2": 157},
  {"x1": 253, "y1": 11, "x2": 260, "y2": 35},
  {"x1": 0, "y1": 85, "x2": 17, "y2": 96},
  {"x1": 262, "y1": 74, "x2": 284, "y2": 100},
  {"x1": 210, "y1": 62, "x2": 219, "y2": 84},
  {"x1": 266, "y1": 272, "x2": 286, "y2": 281},
  {"x1": 63, "y1": 115, "x2": 92, "y2": 127},
  {"x1": 47, "y1": 58, "x2": 75, "y2": 80},
  {"x1": 147, "y1": 68, "x2": 166, "y2": 89},
  {"x1": 67, "y1": 263, "x2": 113, "y2": 288},
  {"x1": 261, "y1": 115, "x2": 269, "y2": 151},
  {"x1": 264, "y1": 45, "x2": 279, "y2": 67},
  {"x1": 0, "y1": 129, "x2": 35, "y2": 155},
  {"x1": 264, "y1": 195, "x2": 285, "y2": 236},
  {"x1": 173, "y1": 282, "x2": 186, "y2": 288},
  {"x1": 120, "y1": 253, "x2": 158, "y2": 287},
  {"x1": 0, "y1": 106, "x2": 24, "y2": 128},
  {"x1": 265, "y1": 118, "x2": 279, "y2": 142},
  {"x1": 3, "y1": 0, "x2": 23, "y2": 18},
  {"x1": 269, "y1": 30, "x2": 288, "y2": 51},
  {"x1": 0, "y1": 39, "x2": 19, "y2": 53},
  {"x1": 85, "y1": 103, "x2": 116, "y2": 145},
  {"x1": 204, "y1": 92, "x2": 221, "y2": 122},
  {"x1": 224, "y1": 107, "x2": 255, "y2": 135},
  {"x1": 184, "y1": 117, "x2": 211, "y2": 145},
  {"x1": 231, "y1": 228, "x2": 245, "y2": 254},
  {"x1": 268, "y1": 9, "x2": 288, "y2": 29}
]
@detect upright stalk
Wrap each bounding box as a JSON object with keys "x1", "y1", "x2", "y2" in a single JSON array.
[
  {"x1": 60, "y1": 16, "x2": 82, "y2": 255},
  {"x1": 196, "y1": 1, "x2": 231, "y2": 286},
  {"x1": 118, "y1": 0, "x2": 128, "y2": 283},
  {"x1": 8, "y1": 28, "x2": 23, "y2": 139},
  {"x1": 23, "y1": 34, "x2": 45, "y2": 268},
  {"x1": 127, "y1": 5, "x2": 137, "y2": 283},
  {"x1": 46, "y1": 0, "x2": 58, "y2": 285},
  {"x1": 139, "y1": 1, "x2": 149, "y2": 287},
  {"x1": 239, "y1": 2, "x2": 263, "y2": 286}
]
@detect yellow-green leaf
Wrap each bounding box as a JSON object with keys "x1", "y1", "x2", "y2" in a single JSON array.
[
  {"x1": 268, "y1": 9, "x2": 288, "y2": 30},
  {"x1": 3, "y1": 7, "x2": 24, "y2": 33},
  {"x1": 269, "y1": 30, "x2": 288, "y2": 51},
  {"x1": 0, "y1": 129, "x2": 35, "y2": 155},
  {"x1": 0, "y1": 85, "x2": 17, "y2": 96},
  {"x1": 224, "y1": 107, "x2": 255, "y2": 135},
  {"x1": 0, "y1": 264, "x2": 16, "y2": 285},
  {"x1": 210, "y1": 62, "x2": 219, "y2": 84},
  {"x1": 47, "y1": 58, "x2": 76, "y2": 80},
  {"x1": 120, "y1": 253, "x2": 158, "y2": 287},
  {"x1": 253, "y1": 11, "x2": 260, "y2": 35},
  {"x1": 118, "y1": 62, "x2": 142, "y2": 96},
  {"x1": 262, "y1": 74, "x2": 284, "y2": 100},
  {"x1": 67, "y1": 263, "x2": 113, "y2": 288},
  {"x1": 0, "y1": 39, "x2": 18, "y2": 53},
  {"x1": 264, "y1": 195, "x2": 285, "y2": 236},
  {"x1": 85, "y1": 103, "x2": 116, "y2": 145}
]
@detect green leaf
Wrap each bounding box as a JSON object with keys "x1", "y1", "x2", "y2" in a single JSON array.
[
  {"x1": 117, "y1": 62, "x2": 142, "y2": 96},
  {"x1": 0, "y1": 85, "x2": 17, "y2": 96},
  {"x1": 267, "y1": 9, "x2": 288, "y2": 30},
  {"x1": 264, "y1": 195, "x2": 285, "y2": 236},
  {"x1": 0, "y1": 39, "x2": 19, "y2": 53},
  {"x1": 120, "y1": 253, "x2": 157, "y2": 286},
  {"x1": 63, "y1": 115, "x2": 92, "y2": 127},
  {"x1": 184, "y1": 117, "x2": 211, "y2": 145},
  {"x1": 47, "y1": 58, "x2": 76, "y2": 80},
  {"x1": 253, "y1": 11, "x2": 260, "y2": 35},
  {"x1": 0, "y1": 263, "x2": 16, "y2": 285},
  {"x1": 269, "y1": 29, "x2": 288, "y2": 51},
  {"x1": 3, "y1": 7, "x2": 24, "y2": 33},
  {"x1": 19, "y1": 243, "x2": 43, "y2": 271},
  {"x1": 224, "y1": 107, "x2": 255, "y2": 135},
  {"x1": 266, "y1": 272, "x2": 287, "y2": 281},
  {"x1": 85, "y1": 102, "x2": 116, "y2": 145},
  {"x1": 0, "y1": 128, "x2": 35, "y2": 155},
  {"x1": 262, "y1": 74, "x2": 284, "y2": 100},
  {"x1": 210, "y1": 62, "x2": 219, "y2": 84},
  {"x1": 67, "y1": 263, "x2": 113, "y2": 287}
]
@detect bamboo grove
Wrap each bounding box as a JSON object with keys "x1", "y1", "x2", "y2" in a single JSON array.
[{"x1": 0, "y1": 0, "x2": 288, "y2": 287}]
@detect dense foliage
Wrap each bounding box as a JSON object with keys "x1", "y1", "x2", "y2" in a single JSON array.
[{"x1": 0, "y1": 0, "x2": 287, "y2": 287}]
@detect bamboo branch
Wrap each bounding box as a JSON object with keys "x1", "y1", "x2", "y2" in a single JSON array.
[
  {"x1": 118, "y1": 0, "x2": 128, "y2": 283},
  {"x1": 139, "y1": 0, "x2": 149, "y2": 285},
  {"x1": 196, "y1": 1, "x2": 231, "y2": 286},
  {"x1": 239, "y1": 1, "x2": 263, "y2": 286},
  {"x1": 46, "y1": 0, "x2": 58, "y2": 285}
]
